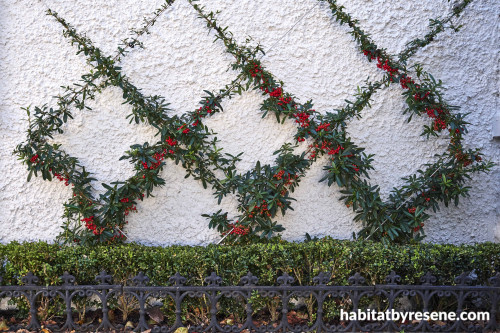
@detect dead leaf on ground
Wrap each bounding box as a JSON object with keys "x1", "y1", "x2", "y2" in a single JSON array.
[
  {"x1": 107, "y1": 309, "x2": 115, "y2": 322},
  {"x1": 146, "y1": 306, "x2": 164, "y2": 323},
  {"x1": 0, "y1": 320, "x2": 9, "y2": 331}
]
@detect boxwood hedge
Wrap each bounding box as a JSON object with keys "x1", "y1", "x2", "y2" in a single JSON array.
[{"x1": 0, "y1": 238, "x2": 498, "y2": 286}]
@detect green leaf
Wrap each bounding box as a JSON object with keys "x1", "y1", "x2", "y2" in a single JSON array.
[{"x1": 27, "y1": 169, "x2": 34, "y2": 182}]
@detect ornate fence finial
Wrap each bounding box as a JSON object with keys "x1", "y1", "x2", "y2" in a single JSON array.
[
  {"x1": 95, "y1": 270, "x2": 112, "y2": 285},
  {"x1": 385, "y1": 271, "x2": 401, "y2": 285},
  {"x1": 420, "y1": 272, "x2": 437, "y2": 285},
  {"x1": 60, "y1": 272, "x2": 76, "y2": 285},
  {"x1": 240, "y1": 272, "x2": 258, "y2": 286},
  {"x1": 169, "y1": 272, "x2": 187, "y2": 286},
  {"x1": 489, "y1": 272, "x2": 500, "y2": 287},
  {"x1": 348, "y1": 272, "x2": 365, "y2": 286},
  {"x1": 277, "y1": 272, "x2": 295, "y2": 286},
  {"x1": 205, "y1": 272, "x2": 222, "y2": 287},
  {"x1": 21, "y1": 272, "x2": 39, "y2": 286},
  {"x1": 454, "y1": 272, "x2": 472, "y2": 286},
  {"x1": 132, "y1": 272, "x2": 150, "y2": 287},
  {"x1": 313, "y1": 272, "x2": 330, "y2": 285}
]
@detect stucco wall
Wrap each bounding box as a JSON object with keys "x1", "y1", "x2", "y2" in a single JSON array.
[{"x1": 0, "y1": 0, "x2": 498, "y2": 246}]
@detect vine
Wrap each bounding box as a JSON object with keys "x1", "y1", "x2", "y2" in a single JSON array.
[{"x1": 14, "y1": 0, "x2": 493, "y2": 245}]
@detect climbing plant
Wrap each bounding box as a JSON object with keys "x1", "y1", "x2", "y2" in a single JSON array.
[{"x1": 14, "y1": 0, "x2": 493, "y2": 245}]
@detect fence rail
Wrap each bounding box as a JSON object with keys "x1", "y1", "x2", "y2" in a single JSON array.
[{"x1": 0, "y1": 271, "x2": 499, "y2": 332}]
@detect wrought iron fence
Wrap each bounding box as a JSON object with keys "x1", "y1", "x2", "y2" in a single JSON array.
[{"x1": 0, "y1": 271, "x2": 498, "y2": 332}]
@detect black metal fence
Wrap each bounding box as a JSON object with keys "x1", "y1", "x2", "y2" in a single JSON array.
[{"x1": 0, "y1": 271, "x2": 498, "y2": 332}]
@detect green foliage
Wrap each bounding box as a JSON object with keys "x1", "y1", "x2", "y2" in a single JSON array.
[{"x1": 0, "y1": 239, "x2": 498, "y2": 287}]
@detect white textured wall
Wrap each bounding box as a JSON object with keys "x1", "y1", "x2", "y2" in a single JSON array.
[{"x1": 0, "y1": 0, "x2": 498, "y2": 246}]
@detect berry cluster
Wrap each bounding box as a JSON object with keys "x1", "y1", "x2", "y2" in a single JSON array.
[
  {"x1": 376, "y1": 57, "x2": 399, "y2": 82},
  {"x1": 277, "y1": 96, "x2": 292, "y2": 106},
  {"x1": 120, "y1": 195, "x2": 141, "y2": 217},
  {"x1": 29, "y1": 154, "x2": 39, "y2": 163},
  {"x1": 293, "y1": 112, "x2": 312, "y2": 128},
  {"x1": 413, "y1": 222, "x2": 425, "y2": 233},
  {"x1": 269, "y1": 87, "x2": 282, "y2": 97},
  {"x1": 399, "y1": 76, "x2": 414, "y2": 89},
  {"x1": 109, "y1": 231, "x2": 126, "y2": 242},
  {"x1": 166, "y1": 136, "x2": 177, "y2": 147},
  {"x1": 142, "y1": 152, "x2": 165, "y2": 170},
  {"x1": 249, "y1": 62, "x2": 262, "y2": 77},
  {"x1": 124, "y1": 205, "x2": 137, "y2": 216},
  {"x1": 398, "y1": 73, "x2": 450, "y2": 132},
  {"x1": 268, "y1": 85, "x2": 292, "y2": 106},
  {"x1": 141, "y1": 136, "x2": 180, "y2": 170},
  {"x1": 230, "y1": 223, "x2": 250, "y2": 236},
  {"x1": 273, "y1": 170, "x2": 299, "y2": 203},
  {"x1": 249, "y1": 61, "x2": 298, "y2": 110},
  {"x1": 222, "y1": 221, "x2": 250, "y2": 236},
  {"x1": 273, "y1": 169, "x2": 298, "y2": 187},
  {"x1": 166, "y1": 136, "x2": 177, "y2": 155},
  {"x1": 196, "y1": 99, "x2": 214, "y2": 115},
  {"x1": 363, "y1": 49, "x2": 377, "y2": 60},
  {"x1": 273, "y1": 170, "x2": 287, "y2": 181},
  {"x1": 425, "y1": 107, "x2": 448, "y2": 131},
  {"x1": 52, "y1": 169, "x2": 70, "y2": 186},
  {"x1": 414, "y1": 91, "x2": 431, "y2": 101},
  {"x1": 308, "y1": 139, "x2": 344, "y2": 160},
  {"x1": 421, "y1": 192, "x2": 431, "y2": 202},
  {"x1": 248, "y1": 61, "x2": 320, "y2": 143},
  {"x1": 316, "y1": 122, "x2": 331, "y2": 131},
  {"x1": 363, "y1": 50, "x2": 399, "y2": 81},
  {"x1": 177, "y1": 124, "x2": 190, "y2": 134},
  {"x1": 82, "y1": 216, "x2": 103, "y2": 235},
  {"x1": 328, "y1": 145, "x2": 343, "y2": 155},
  {"x1": 455, "y1": 152, "x2": 480, "y2": 167},
  {"x1": 248, "y1": 200, "x2": 271, "y2": 218}
]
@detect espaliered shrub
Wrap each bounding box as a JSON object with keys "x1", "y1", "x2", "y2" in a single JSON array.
[
  {"x1": 14, "y1": 0, "x2": 494, "y2": 245},
  {"x1": 1, "y1": 238, "x2": 498, "y2": 286}
]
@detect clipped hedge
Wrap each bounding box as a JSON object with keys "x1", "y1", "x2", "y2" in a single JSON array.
[{"x1": 0, "y1": 238, "x2": 498, "y2": 287}]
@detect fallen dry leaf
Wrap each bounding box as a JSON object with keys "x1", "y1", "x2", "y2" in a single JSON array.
[
  {"x1": 174, "y1": 327, "x2": 188, "y2": 333},
  {"x1": 146, "y1": 306, "x2": 164, "y2": 323},
  {"x1": 107, "y1": 309, "x2": 115, "y2": 322}
]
